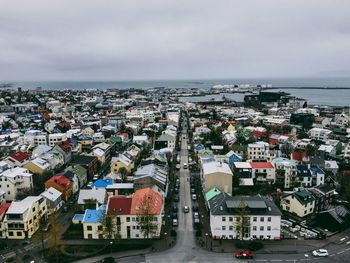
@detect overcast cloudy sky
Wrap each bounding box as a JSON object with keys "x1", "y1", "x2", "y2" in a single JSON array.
[{"x1": 0, "y1": 0, "x2": 349, "y2": 81}]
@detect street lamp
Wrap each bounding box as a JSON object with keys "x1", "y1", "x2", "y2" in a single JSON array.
[
  {"x1": 205, "y1": 233, "x2": 208, "y2": 249},
  {"x1": 164, "y1": 232, "x2": 168, "y2": 248},
  {"x1": 110, "y1": 241, "x2": 113, "y2": 254}
]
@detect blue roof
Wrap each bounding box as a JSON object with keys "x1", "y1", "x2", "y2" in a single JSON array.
[
  {"x1": 93, "y1": 178, "x2": 113, "y2": 189},
  {"x1": 310, "y1": 167, "x2": 325, "y2": 174},
  {"x1": 195, "y1": 145, "x2": 205, "y2": 151},
  {"x1": 82, "y1": 205, "x2": 106, "y2": 223},
  {"x1": 229, "y1": 153, "x2": 242, "y2": 163}
]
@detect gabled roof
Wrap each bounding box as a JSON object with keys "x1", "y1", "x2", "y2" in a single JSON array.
[
  {"x1": 46, "y1": 175, "x2": 71, "y2": 187},
  {"x1": 130, "y1": 188, "x2": 163, "y2": 215},
  {"x1": 8, "y1": 151, "x2": 30, "y2": 162},
  {"x1": 107, "y1": 196, "x2": 132, "y2": 215},
  {"x1": 40, "y1": 187, "x2": 62, "y2": 202},
  {"x1": 205, "y1": 187, "x2": 222, "y2": 202},
  {"x1": 250, "y1": 162, "x2": 274, "y2": 169},
  {"x1": 202, "y1": 161, "x2": 233, "y2": 176}
]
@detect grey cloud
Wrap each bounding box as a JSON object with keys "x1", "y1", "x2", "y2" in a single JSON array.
[{"x1": 0, "y1": 0, "x2": 349, "y2": 81}]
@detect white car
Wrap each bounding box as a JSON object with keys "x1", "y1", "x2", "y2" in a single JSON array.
[
  {"x1": 192, "y1": 194, "x2": 197, "y2": 200},
  {"x1": 312, "y1": 249, "x2": 328, "y2": 257}
]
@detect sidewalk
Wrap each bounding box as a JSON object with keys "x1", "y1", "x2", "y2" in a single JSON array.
[{"x1": 72, "y1": 248, "x2": 151, "y2": 263}]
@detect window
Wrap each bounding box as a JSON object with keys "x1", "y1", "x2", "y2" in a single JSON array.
[
  {"x1": 253, "y1": 226, "x2": 257, "y2": 231},
  {"x1": 229, "y1": 226, "x2": 233, "y2": 231},
  {"x1": 222, "y1": 217, "x2": 226, "y2": 222},
  {"x1": 8, "y1": 231, "x2": 13, "y2": 236},
  {"x1": 126, "y1": 217, "x2": 130, "y2": 222},
  {"x1": 268, "y1": 217, "x2": 271, "y2": 222},
  {"x1": 87, "y1": 226, "x2": 92, "y2": 231},
  {"x1": 260, "y1": 217, "x2": 264, "y2": 222},
  {"x1": 304, "y1": 210, "x2": 307, "y2": 214},
  {"x1": 97, "y1": 225, "x2": 103, "y2": 231},
  {"x1": 88, "y1": 234, "x2": 92, "y2": 239},
  {"x1": 253, "y1": 217, "x2": 257, "y2": 222},
  {"x1": 267, "y1": 226, "x2": 271, "y2": 231},
  {"x1": 229, "y1": 217, "x2": 233, "y2": 222},
  {"x1": 222, "y1": 226, "x2": 226, "y2": 230},
  {"x1": 132, "y1": 226, "x2": 135, "y2": 230},
  {"x1": 260, "y1": 226, "x2": 264, "y2": 231},
  {"x1": 132, "y1": 217, "x2": 136, "y2": 222},
  {"x1": 32, "y1": 207, "x2": 36, "y2": 212}
]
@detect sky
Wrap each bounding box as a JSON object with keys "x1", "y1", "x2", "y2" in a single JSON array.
[{"x1": 0, "y1": 0, "x2": 350, "y2": 81}]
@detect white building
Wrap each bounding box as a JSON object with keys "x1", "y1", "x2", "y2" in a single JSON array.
[
  {"x1": 40, "y1": 187, "x2": 63, "y2": 215},
  {"x1": 247, "y1": 141, "x2": 270, "y2": 161},
  {"x1": 308, "y1": 128, "x2": 332, "y2": 142},
  {"x1": 208, "y1": 194, "x2": 281, "y2": 240},
  {"x1": 273, "y1": 158, "x2": 297, "y2": 189},
  {"x1": 48, "y1": 133, "x2": 67, "y2": 147},
  {"x1": 0, "y1": 167, "x2": 33, "y2": 201}
]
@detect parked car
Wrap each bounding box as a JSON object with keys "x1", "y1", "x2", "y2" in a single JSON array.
[
  {"x1": 172, "y1": 219, "x2": 178, "y2": 227},
  {"x1": 235, "y1": 250, "x2": 254, "y2": 259},
  {"x1": 183, "y1": 163, "x2": 188, "y2": 169},
  {"x1": 183, "y1": 206, "x2": 189, "y2": 213},
  {"x1": 174, "y1": 194, "x2": 179, "y2": 202},
  {"x1": 172, "y1": 213, "x2": 178, "y2": 220},
  {"x1": 174, "y1": 187, "x2": 179, "y2": 194},
  {"x1": 191, "y1": 188, "x2": 196, "y2": 194},
  {"x1": 193, "y1": 212, "x2": 199, "y2": 219},
  {"x1": 192, "y1": 204, "x2": 199, "y2": 212},
  {"x1": 172, "y1": 203, "x2": 178, "y2": 212},
  {"x1": 192, "y1": 194, "x2": 197, "y2": 200},
  {"x1": 312, "y1": 249, "x2": 328, "y2": 257}
]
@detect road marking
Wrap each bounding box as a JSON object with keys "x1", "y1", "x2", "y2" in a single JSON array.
[
  {"x1": 255, "y1": 260, "x2": 267, "y2": 262},
  {"x1": 337, "y1": 251, "x2": 345, "y2": 254},
  {"x1": 346, "y1": 241, "x2": 350, "y2": 245},
  {"x1": 330, "y1": 254, "x2": 335, "y2": 257},
  {"x1": 270, "y1": 260, "x2": 282, "y2": 262},
  {"x1": 340, "y1": 237, "x2": 347, "y2": 241},
  {"x1": 346, "y1": 248, "x2": 350, "y2": 251}
]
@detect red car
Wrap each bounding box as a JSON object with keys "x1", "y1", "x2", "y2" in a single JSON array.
[{"x1": 235, "y1": 250, "x2": 254, "y2": 259}]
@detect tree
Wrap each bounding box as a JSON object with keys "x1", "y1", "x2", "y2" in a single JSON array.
[
  {"x1": 99, "y1": 213, "x2": 120, "y2": 240},
  {"x1": 337, "y1": 172, "x2": 350, "y2": 202},
  {"x1": 234, "y1": 200, "x2": 251, "y2": 240},
  {"x1": 119, "y1": 167, "x2": 129, "y2": 183},
  {"x1": 46, "y1": 212, "x2": 62, "y2": 263},
  {"x1": 280, "y1": 142, "x2": 294, "y2": 157},
  {"x1": 15, "y1": 187, "x2": 34, "y2": 200},
  {"x1": 305, "y1": 144, "x2": 316, "y2": 156},
  {"x1": 297, "y1": 130, "x2": 309, "y2": 139},
  {"x1": 136, "y1": 193, "x2": 158, "y2": 239}
]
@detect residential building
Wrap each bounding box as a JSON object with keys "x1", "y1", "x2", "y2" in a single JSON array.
[
  {"x1": 40, "y1": 187, "x2": 63, "y2": 215},
  {"x1": 4, "y1": 196, "x2": 47, "y2": 239},
  {"x1": 281, "y1": 189, "x2": 315, "y2": 218},
  {"x1": 0, "y1": 167, "x2": 33, "y2": 201},
  {"x1": 247, "y1": 141, "x2": 270, "y2": 161},
  {"x1": 208, "y1": 194, "x2": 282, "y2": 240},
  {"x1": 45, "y1": 175, "x2": 73, "y2": 201},
  {"x1": 201, "y1": 161, "x2": 233, "y2": 195},
  {"x1": 78, "y1": 188, "x2": 107, "y2": 210},
  {"x1": 0, "y1": 203, "x2": 11, "y2": 239},
  {"x1": 308, "y1": 128, "x2": 332, "y2": 142},
  {"x1": 82, "y1": 188, "x2": 163, "y2": 239}
]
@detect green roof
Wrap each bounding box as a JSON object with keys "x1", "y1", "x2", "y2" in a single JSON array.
[
  {"x1": 205, "y1": 187, "x2": 222, "y2": 202},
  {"x1": 110, "y1": 136, "x2": 122, "y2": 143}
]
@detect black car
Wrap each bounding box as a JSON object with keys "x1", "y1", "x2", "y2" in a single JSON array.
[
  {"x1": 102, "y1": 257, "x2": 115, "y2": 263},
  {"x1": 172, "y1": 211, "x2": 178, "y2": 219},
  {"x1": 192, "y1": 204, "x2": 199, "y2": 212},
  {"x1": 172, "y1": 203, "x2": 178, "y2": 212},
  {"x1": 174, "y1": 194, "x2": 179, "y2": 202},
  {"x1": 174, "y1": 187, "x2": 179, "y2": 194}
]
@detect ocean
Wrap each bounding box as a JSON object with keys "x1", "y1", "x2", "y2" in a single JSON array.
[{"x1": 6, "y1": 77, "x2": 350, "y2": 106}]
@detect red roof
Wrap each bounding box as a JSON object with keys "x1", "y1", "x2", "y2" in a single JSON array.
[
  {"x1": 9, "y1": 151, "x2": 30, "y2": 162},
  {"x1": 107, "y1": 196, "x2": 132, "y2": 215},
  {"x1": 0, "y1": 203, "x2": 11, "y2": 216},
  {"x1": 117, "y1": 132, "x2": 129, "y2": 138},
  {"x1": 250, "y1": 162, "x2": 274, "y2": 169},
  {"x1": 57, "y1": 121, "x2": 71, "y2": 128},
  {"x1": 130, "y1": 188, "x2": 163, "y2": 215},
  {"x1": 252, "y1": 130, "x2": 268, "y2": 137},
  {"x1": 291, "y1": 151, "x2": 308, "y2": 161},
  {"x1": 56, "y1": 139, "x2": 72, "y2": 153},
  {"x1": 47, "y1": 175, "x2": 71, "y2": 187}
]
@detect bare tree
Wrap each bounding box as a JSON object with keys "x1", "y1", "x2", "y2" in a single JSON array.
[
  {"x1": 46, "y1": 211, "x2": 62, "y2": 263},
  {"x1": 98, "y1": 213, "x2": 120, "y2": 240},
  {"x1": 136, "y1": 194, "x2": 158, "y2": 239},
  {"x1": 234, "y1": 200, "x2": 251, "y2": 240}
]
